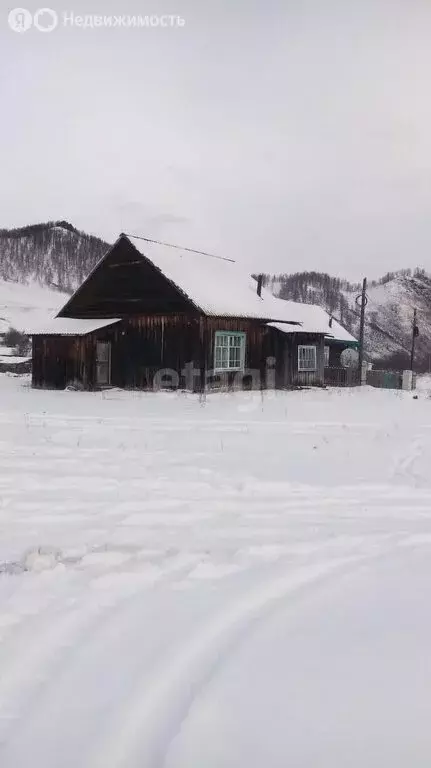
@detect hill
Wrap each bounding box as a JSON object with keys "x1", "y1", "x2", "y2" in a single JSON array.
[
  {"x1": 0, "y1": 221, "x2": 109, "y2": 293},
  {"x1": 264, "y1": 269, "x2": 431, "y2": 370}
]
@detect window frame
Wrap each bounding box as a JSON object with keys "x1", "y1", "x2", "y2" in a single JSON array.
[
  {"x1": 214, "y1": 331, "x2": 246, "y2": 373},
  {"x1": 298, "y1": 344, "x2": 317, "y2": 372},
  {"x1": 324, "y1": 345, "x2": 330, "y2": 368}
]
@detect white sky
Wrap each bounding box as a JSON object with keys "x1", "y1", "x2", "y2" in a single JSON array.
[{"x1": 1, "y1": 0, "x2": 431, "y2": 279}]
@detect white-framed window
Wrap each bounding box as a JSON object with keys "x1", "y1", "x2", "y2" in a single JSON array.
[
  {"x1": 324, "y1": 345, "x2": 330, "y2": 367},
  {"x1": 214, "y1": 331, "x2": 246, "y2": 372},
  {"x1": 298, "y1": 345, "x2": 317, "y2": 371}
]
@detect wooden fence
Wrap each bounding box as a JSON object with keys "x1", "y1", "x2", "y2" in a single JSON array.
[{"x1": 324, "y1": 367, "x2": 360, "y2": 387}]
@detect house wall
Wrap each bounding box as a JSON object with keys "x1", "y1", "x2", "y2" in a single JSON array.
[
  {"x1": 106, "y1": 315, "x2": 201, "y2": 389},
  {"x1": 201, "y1": 317, "x2": 276, "y2": 390},
  {"x1": 32, "y1": 320, "x2": 325, "y2": 391},
  {"x1": 285, "y1": 333, "x2": 325, "y2": 387},
  {"x1": 32, "y1": 335, "x2": 92, "y2": 389},
  {"x1": 32, "y1": 315, "x2": 200, "y2": 390},
  {"x1": 98, "y1": 315, "x2": 275, "y2": 391}
]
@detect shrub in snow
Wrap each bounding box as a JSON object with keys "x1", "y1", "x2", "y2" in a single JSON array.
[{"x1": 3, "y1": 327, "x2": 30, "y2": 357}]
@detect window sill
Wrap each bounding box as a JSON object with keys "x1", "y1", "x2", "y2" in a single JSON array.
[{"x1": 213, "y1": 368, "x2": 244, "y2": 374}]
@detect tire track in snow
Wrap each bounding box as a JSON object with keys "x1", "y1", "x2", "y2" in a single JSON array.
[
  {"x1": 392, "y1": 438, "x2": 425, "y2": 487},
  {"x1": 0, "y1": 553, "x2": 200, "y2": 736},
  {"x1": 87, "y1": 556, "x2": 363, "y2": 768}
]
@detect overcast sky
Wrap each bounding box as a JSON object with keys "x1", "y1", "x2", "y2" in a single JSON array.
[{"x1": 1, "y1": 0, "x2": 431, "y2": 279}]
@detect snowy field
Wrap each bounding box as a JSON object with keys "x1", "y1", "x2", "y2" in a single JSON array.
[
  {"x1": 1, "y1": 374, "x2": 431, "y2": 767},
  {"x1": 0, "y1": 278, "x2": 67, "y2": 336}
]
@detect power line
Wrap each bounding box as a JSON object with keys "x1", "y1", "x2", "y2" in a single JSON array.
[{"x1": 124, "y1": 233, "x2": 236, "y2": 264}]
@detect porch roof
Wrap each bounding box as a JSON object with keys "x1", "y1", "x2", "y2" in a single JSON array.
[
  {"x1": 268, "y1": 310, "x2": 358, "y2": 344},
  {"x1": 28, "y1": 318, "x2": 121, "y2": 336}
]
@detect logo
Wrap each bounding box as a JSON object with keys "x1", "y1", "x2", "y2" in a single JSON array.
[
  {"x1": 33, "y1": 7, "x2": 58, "y2": 32},
  {"x1": 8, "y1": 7, "x2": 32, "y2": 32},
  {"x1": 8, "y1": 7, "x2": 58, "y2": 33}
]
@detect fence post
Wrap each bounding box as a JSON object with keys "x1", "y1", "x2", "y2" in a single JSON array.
[{"x1": 402, "y1": 370, "x2": 413, "y2": 391}]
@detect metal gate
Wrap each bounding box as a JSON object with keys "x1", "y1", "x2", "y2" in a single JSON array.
[{"x1": 366, "y1": 370, "x2": 402, "y2": 390}]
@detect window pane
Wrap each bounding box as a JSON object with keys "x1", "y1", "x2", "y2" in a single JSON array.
[
  {"x1": 230, "y1": 346, "x2": 240, "y2": 368},
  {"x1": 298, "y1": 345, "x2": 316, "y2": 371},
  {"x1": 214, "y1": 332, "x2": 245, "y2": 370}
]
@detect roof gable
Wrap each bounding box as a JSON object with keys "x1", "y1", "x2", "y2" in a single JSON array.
[{"x1": 58, "y1": 236, "x2": 197, "y2": 319}]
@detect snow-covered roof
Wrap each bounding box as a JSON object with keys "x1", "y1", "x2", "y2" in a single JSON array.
[
  {"x1": 128, "y1": 236, "x2": 315, "y2": 325},
  {"x1": 326, "y1": 316, "x2": 358, "y2": 344},
  {"x1": 269, "y1": 309, "x2": 358, "y2": 344},
  {"x1": 129, "y1": 236, "x2": 295, "y2": 322},
  {"x1": 45, "y1": 235, "x2": 355, "y2": 341},
  {"x1": 28, "y1": 318, "x2": 121, "y2": 336}
]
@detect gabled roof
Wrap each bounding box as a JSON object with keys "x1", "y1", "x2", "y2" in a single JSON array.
[
  {"x1": 128, "y1": 237, "x2": 357, "y2": 342},
  {"x1": 53, "y1": 234, "x2": 357, "y2": 342},
  {"x1": 128, "y1": 235, "x2": 295, "y2": 322}
]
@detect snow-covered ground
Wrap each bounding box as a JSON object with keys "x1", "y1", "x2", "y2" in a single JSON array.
[
  {"x1": 0, "y1": 278, "x2": 67, "y2": 336},
  {"x1": 1, "y1": 375, "x2": 431, "y2": 766}
]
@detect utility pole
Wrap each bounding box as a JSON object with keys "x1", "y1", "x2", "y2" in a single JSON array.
[
  {"x1": 357, "y1": 277, "x2": 368, "y2": 380},
  {"x1": 411, "y1": 308, "x2": 419, "y2": 371}
]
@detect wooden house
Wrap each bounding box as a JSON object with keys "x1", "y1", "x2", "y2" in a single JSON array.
[{"x1": 30, "y1": 234, "x2": 355, "y2": 391}]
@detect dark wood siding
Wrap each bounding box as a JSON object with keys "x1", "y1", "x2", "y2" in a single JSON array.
[
  {"x1": 32, "y1": 335, "x2": 93, "y2": 389},
  {"x1": 201, "y1": 317, "x2": 274, "y2": 389},
  {"x1": 32, "y1": 320, "x2": 325, "y2": 391},
  {"x1": 105, "y1": 315, "x2": 201, "y2": 389},
  {"x1": 59, "y1": 237, "x2": 197, "y2": 319},
  {"x1": 289, "y1": 333, "x2": 325, "y2": 387}
]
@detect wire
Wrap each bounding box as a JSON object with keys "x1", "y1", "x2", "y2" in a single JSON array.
[{"x1": 124, "y1": 234, "x2": 236, "y2": 264}]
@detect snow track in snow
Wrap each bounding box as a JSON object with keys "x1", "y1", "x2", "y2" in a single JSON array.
[
  {"x1": 88, "y1": 558, "x2": 356, "y2": 768},
  {"x1": 1, "y1": 376, "x2": 431, "y2": 766}
]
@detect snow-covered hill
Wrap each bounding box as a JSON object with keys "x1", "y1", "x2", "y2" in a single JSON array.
[
  {"x1": 0, "y1": 279, "x2": 68, "y2": 336},
  {"x1": 0, "y1": 279, "x2": 68, "y2": 364},
  {"x1": 356, "y1": 275, "x2": 431, "y2": 361},
  {"x1": 0, "y1": 220, "x2": 108, "y2": 358},
  {"x1": 0, "y1": 221, "x2": 109, "y2": 293},
  {"x1": 268, "y1": 270, "x2": 431, "y2": 367}
]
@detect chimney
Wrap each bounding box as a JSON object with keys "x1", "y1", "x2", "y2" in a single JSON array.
[{"x1": 257, "y1": 274, "x2": 263, "y2": 297}]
